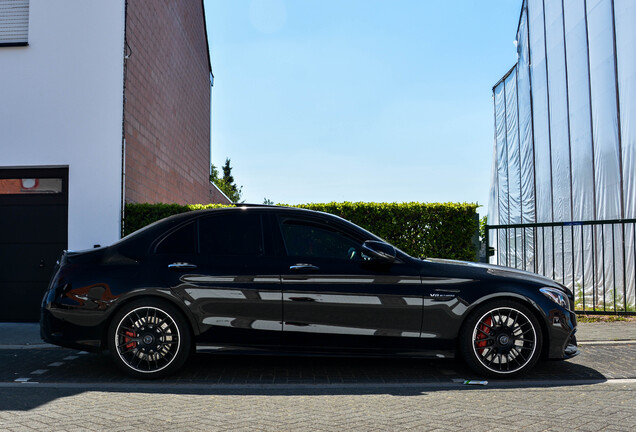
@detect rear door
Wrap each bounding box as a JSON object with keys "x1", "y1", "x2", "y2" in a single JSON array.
[
  {"x1": 276, "y1": 215, "x2": 423, "y2": 351},
  {"x1": 151, "y1": 211, "x2": 282, "y2": 346}
]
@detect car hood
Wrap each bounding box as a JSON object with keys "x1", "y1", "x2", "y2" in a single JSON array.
[{"x1": 422, "y1": 257, "x2": 567, "y2": 292}]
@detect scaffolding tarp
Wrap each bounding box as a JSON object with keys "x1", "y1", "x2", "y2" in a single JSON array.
[
  {"x1": 528, "y1": 0, "x2": 553, "y2": 276},
  {"x1": 494, "y1": 81, "x2": 509, "y2": 266},
  {"x1": 489, "y1": 0, "x2": 635, "y2": 311},
  {"x1": 545, "y1": 0, "x2": 572, "y2": 284},
  {"x1": 517, "y1": 6, "x2": 535, "y2": 271},
  {"x1": 505, "y1": 70, "x2": 523, "y2": 268},
  {"x1": 564, "y1": 0, "x2": 595, "y2": 302},
  {"x1": 615, "y1": 0, "x2": 636, "y2": 306},
  {"x1": 587, "y1": 0, "x2": 623, "y2": 307},
  {"x1": 587, "y1": 0, "x2": 621, "y2": 221},
  {"x1": 564, "y1": 0, "x2": 595, "y2": 222}
]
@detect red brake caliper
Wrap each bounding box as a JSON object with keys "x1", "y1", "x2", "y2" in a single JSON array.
[
  {"x1": 124, "y1": 330, "x2": 137, "y2": 350},
  {"x1": 475, "y1": 317, "x2": 492, "y2": 354}
]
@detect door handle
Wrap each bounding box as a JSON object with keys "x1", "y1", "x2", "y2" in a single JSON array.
[
  {"x1": 285, "y1": 322, "x2": 310, "y2": 327},
  {"x1": 288, "y1": 297, "x2": 316, "y2": 302},
  {"x1": 289, "y1": 263, "x2": 320, "y2": 272},
  {"x1": 168, "y1": 262, "x2": 197, "y2": 270}
]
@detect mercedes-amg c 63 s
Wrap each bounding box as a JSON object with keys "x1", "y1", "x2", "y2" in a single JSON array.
[{"x1": 41, "y1": 206, "x2": 578, "y2": 378}]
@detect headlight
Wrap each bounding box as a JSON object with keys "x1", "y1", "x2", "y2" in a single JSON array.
[{"x1": 540, "y1": 287, "x2": 570, "y2": 310}]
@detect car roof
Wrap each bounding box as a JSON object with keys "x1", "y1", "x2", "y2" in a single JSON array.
[{"x1": 114, "y1": 205, "x2": 368, "y2": 259}]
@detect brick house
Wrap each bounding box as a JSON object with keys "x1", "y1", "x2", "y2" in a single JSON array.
[{"x1": 0, "y1": 0, "x2": 229, "y2": 321}]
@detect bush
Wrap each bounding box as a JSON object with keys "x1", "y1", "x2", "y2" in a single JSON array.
[
  {"x1": 290, "y1": 202, "x2": 479, "y2": 261},
  {"x1": 123, "y1": 201, "x2": 479, "y2": 261},
  {"x1": 123, "y1": 203, "x2": 233, "y2": 236}
]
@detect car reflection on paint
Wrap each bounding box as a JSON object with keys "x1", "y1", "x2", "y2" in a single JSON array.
[{"x1": 41, "y1": 206, "x2": 579, "y2": 379}]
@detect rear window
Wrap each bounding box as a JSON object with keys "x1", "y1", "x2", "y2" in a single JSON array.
[{"x1": 155, "y1": 222, "x2": 197, "y2": 254}]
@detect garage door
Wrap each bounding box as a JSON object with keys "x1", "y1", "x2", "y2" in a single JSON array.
[{"x1": 0, "y1": 167, "x2": 68, "y2": 322}]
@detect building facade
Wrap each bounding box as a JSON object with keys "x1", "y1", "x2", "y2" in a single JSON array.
[
  {"x1": 124, "y1": 0, "x2": 215, "y2": 205},
  {"x1": 0, "y1": 0, "x2": 226, "y2": 321},
  {"x1": 488, "y1": 0, "x2": 635, "y2": 312}
]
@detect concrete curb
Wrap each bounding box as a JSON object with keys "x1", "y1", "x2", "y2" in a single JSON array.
[{"x1": 1, "y1": 378, "x2": 635, "y2": 391}]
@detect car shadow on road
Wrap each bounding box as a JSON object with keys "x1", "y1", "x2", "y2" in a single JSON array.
[
  {"x1": 184, "y1": 351, "x2": 609, "y2": 385},
  {"x1": 0, "y1": 350, "x2": 610, "y2": 411}
]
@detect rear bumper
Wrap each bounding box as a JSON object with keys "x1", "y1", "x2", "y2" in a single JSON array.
[{"x1": 40, "y1": 305, "x2": 105, "y2": 352}]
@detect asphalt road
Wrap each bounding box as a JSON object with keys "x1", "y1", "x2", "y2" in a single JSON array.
[{"x1": 0, "y1": 342, "x2": 634, "y2": 431}]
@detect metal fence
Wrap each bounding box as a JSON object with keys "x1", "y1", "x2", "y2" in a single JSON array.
[{"x1": 486, "y1": 219, "x2": 636, "y2": 314}]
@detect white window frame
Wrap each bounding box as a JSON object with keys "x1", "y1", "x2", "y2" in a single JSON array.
[{"x1": 0, "y1": 0, "x2": 29, "y2": 46}]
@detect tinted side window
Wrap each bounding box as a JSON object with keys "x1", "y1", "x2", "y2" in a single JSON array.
[
  {"x1": 199, "y1": 213, "x2": 263, "y2": 256},
  {"x1": 155, "y1": 222, "x2": 197, "y2": 254},
  {"x1": 280, "y1": 220, "x2": 362, "y2": 260}
]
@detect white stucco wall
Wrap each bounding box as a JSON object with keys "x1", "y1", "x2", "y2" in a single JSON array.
[{"x1": 0, "y1": 0, "x2": 126, "y2": 250}]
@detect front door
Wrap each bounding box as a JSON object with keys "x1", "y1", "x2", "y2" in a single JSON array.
[{"x1": 277, "y1": 216, "x2": 423, "y2": 351}]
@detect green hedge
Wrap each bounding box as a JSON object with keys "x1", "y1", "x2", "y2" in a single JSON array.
[
  {"x1": 290, "y1": 202, "x2": 479, "y2": 261},
  {"x1": 123, "y1": 203, "x2": 233, "y2": 236},
  {"x1": 124, "y1": 202, "x2": 479, "y2": 261}
]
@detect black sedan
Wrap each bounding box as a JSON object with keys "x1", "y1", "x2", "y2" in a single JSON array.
[{"x1": 41, "y1": 206, "x2": 578, "y2": 379}]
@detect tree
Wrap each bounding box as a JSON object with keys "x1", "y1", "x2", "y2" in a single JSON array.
[{"x1": 210, "y1": 158, "x2": 243, "y2": 203}]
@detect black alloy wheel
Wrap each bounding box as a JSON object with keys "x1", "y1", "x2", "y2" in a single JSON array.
[
  {"x1": 107, "y1": 298, "x2": 191, "y2": 379},
  {"x1": 460, "y1": 300, "x2": 542, "y2": 377}
]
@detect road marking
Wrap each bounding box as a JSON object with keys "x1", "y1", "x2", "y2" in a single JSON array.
[
  {"x1": 48, "y1": 362, "x2": 64, "y2": 367},
  {"x1": 0, "y1": 344, "x2": 59, "y2": 350},
  {"x1": 14, "y1": 378, "x2": 31, "y2": 383},
  {"x1": 579, "y1": 340, "x2": 636, "y2": 345},
  {"x1": 30, "y1": 369, "x2": 48, "y2": 375},
  {"x1": 63, "y1": 355, "x2": 79, "y2": 360}
]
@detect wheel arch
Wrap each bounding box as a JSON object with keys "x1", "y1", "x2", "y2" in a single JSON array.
[
  {"x1": 457, "y1": 293, "x2": 550, "y2": 360},
  {"x1": 100, "y1": 291, "x2": 198, "y2": 351}
]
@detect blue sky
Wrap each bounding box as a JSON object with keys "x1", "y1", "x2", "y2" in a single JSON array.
[{"x1": 204, "y1": 0, "x2": 522, "y2": 213}]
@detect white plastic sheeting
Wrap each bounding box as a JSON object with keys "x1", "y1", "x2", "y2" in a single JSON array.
[
  {"x1": 561, "y1": 0, "x2": 595, "y2": 307},
  {"x1": 528, "y1": 0, "x2": 553, "y2": 226},
  {"x1": 615, "y1": 0, "x2": 636, "y2": 310},
  {"x1": 586, "y1": 0, "x2": 624, "y2": 310},
  {"x1": 517, "y1": 7, "x2": 536, "y2": 274},
  {"x1": 506, "y1": 70, "x2": 523, "y2": 268},
  {"x1": 489, "y1": 0, "x2": 636, "y2": 312},
  {"x1": 494, "y1": 81, "x2": 509, "y2": 267}
]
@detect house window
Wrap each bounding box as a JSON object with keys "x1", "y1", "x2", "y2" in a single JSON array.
[
  {"x1": 0, "y1": 0, "x2": 29, "y2": 46},
  {"x1": 0, "y1": 178, "x2": 62, "y2": 194}
]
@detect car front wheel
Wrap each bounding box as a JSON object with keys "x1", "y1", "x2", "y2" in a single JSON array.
[
  {"x1": 107, "y1": 298, "x2": 191, "y2": 379},
  {"x1": 460, "y1": 300, "x2": 542, "y2": 377}
]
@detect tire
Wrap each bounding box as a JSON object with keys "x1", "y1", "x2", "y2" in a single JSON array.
[
  {"x1": 107, "y1": 298, "x2": 192, "y2": 379},
  {"x1": 459, "y1": 300, "x2": 542, "y2": 378}
]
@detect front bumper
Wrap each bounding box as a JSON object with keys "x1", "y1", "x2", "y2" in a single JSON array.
[
  {"x1": 563, "y1": 329, "x2": 580, "y2": 358},
  {"x1": 547, "y1": 308, "x2": 579, "y2": 359}
]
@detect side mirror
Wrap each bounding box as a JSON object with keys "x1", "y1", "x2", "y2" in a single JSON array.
[{"x1": 361, "y1": 240, "x2": 397, "y2": 263}]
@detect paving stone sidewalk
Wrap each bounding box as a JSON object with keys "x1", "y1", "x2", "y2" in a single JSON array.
[
  {"x1": 0, "y1": 322, "x2": 634, "y2": 432},
  {"x1": 1, "y1": 381, "x2": 635, "y2": 431},
  {"x1": 575, "y1": 321, "x2": 636, "y2": 342}
]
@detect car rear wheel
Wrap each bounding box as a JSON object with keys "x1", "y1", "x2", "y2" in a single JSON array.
[
  {"x1": 459, "y1": 300, "x2": 542, "y2": 377},
  {"x1": 107, "y1": 298, "x2": 191, "y2": 379}
]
